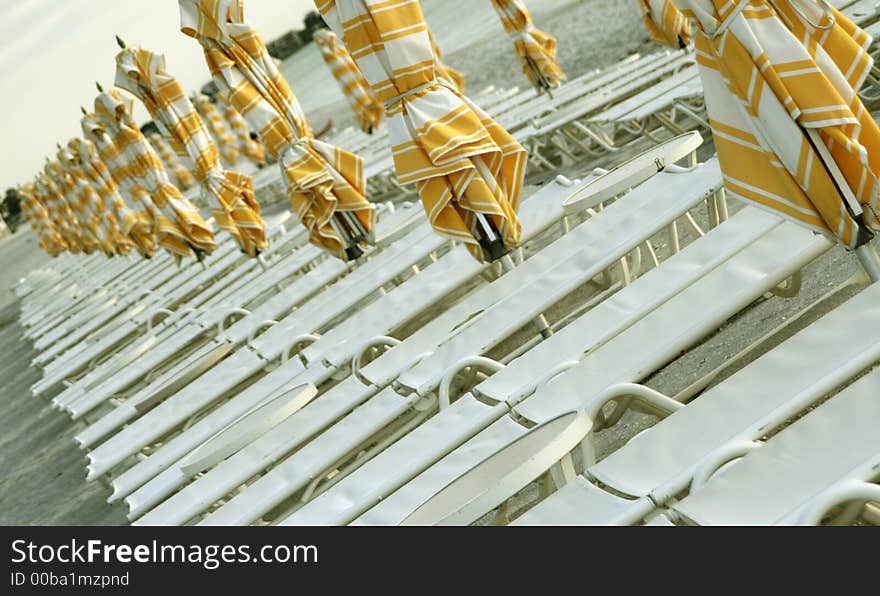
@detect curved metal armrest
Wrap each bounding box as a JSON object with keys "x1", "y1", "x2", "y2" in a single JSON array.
[
  {"x1": 281, "y1": 333, "x2": 321, "y2": 363},
  {"x1": 438, "y1": 356, "x2": 505, "y2": 410},
  {"x1": 216, "y1": 308, "x2": 251, "y2": 335},
  {"x1": 582, "y1": 383, "x2": 685, "y2": 466},
  {"x1": 797, "y1": 481, "x2": 880, "y2": 526},
  {"x1": 351, "y1": 335, "x2": 401, "y2": 381},
  {"x1": 146, "y1": 308, "x2": 174, "y2": 334},
  {"x1": 690, "y1": 440, "x2": 762, "y2": 492},
  {"x1": 248, "y1": 320, "x2": 280, "y2": 345}
]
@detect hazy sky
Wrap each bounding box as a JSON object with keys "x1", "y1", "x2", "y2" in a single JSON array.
[{"x1": 0, "y1": 0, "x2": 315, "y2": 190}]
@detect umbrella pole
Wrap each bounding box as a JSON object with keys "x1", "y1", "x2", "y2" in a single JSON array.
[
  {"x1": 329, "y1": 215, "x2": 363, "y2": 261},
  {"x1": 856, "y1": 243, "x2": 880, "y2": 283}
]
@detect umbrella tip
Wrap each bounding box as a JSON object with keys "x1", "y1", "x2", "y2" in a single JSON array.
[
  {"x1": 115, "y1": 35, "x2": 126, "y2": 49},
  {"x1": 96, "y1": 81, "x2": 104, "y2": 92},
  {"x1": 56, "y1": 142, "x2": 62, "y2": 150},
  {"x1": 80, "y1": 106, "x2": 87, "y2": 115}
]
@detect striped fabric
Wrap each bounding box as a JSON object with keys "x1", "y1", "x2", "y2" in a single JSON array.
[
  {"x1": 220, "y1": 100, "x2": 266, "y2": 164},
  {"x1": 677, "y1": 0, "x2": 880, "y2": 248},
  {"x1": 81, "y1": 111, "x2": 158, "y2": 257},
  {"x1": 179, "y1": 0, "x2": 375, "y2": 260},
  {"x1": 35, "y1": 171, "x2": 84, "y2": 253},
  {"x1": 52, "y1": 150, "x2": 117, "y2": 256},
  {"x1": 149, "y1": 132, "x2": 196, "y2": 190},
  {"x1": 490, "y1": 0, "x2": 566, "y2": 92},
  {"x1": 19, "y1": 183, "x2": 67, "y2": 256},
  {"x1": 194, "y1": 92, "x2": 241, "y2": 167},
  {"x1": 115, "y1": 45, "x2": 267, "y2": 257},
  {"x1": 639, "y1": 0, "x2": 692, "y2": 48},
  {"x1": 70, "y1": 138, "x2": 145, "y2": 255},
  {"x1": 427, "y1": 28, "x2": 466, "y2": 94},
  {"x1": 96, "y1": 88, "x2": 216, "y2": 259},
  {"x1": 313, "y1": 28, "x2": 384, "y2": 133},
  {"x1": 316, "y1": 0, "x2": 525, "y2": 262}
]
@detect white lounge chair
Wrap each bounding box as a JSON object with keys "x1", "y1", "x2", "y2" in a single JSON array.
[
  {"x1": 275, "y1": 210, "x2": 831, "y2": 526},
  {"x1": 517, "y1": 53, "x2": 696, "y2": 170},
  {"x1": 58, "y1": 204, "x2": 423, "y2": 422},
  {"x1": 118, "y1": 167, "x2": 604, "y2": 518},
  {"x1": 398, "y1": 278, "x2": 880, "y2": 525},
  {"x1": 663, "y1": 366, "x2": 880, "y2": 526},
  {"x1": 35, "y1": 225, "x2": 307, "y2": 396},
  {"x1": 132, "y1": 150, "x2": 734, "y2": 525}
]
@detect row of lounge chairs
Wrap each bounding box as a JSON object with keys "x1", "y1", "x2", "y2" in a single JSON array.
[{"x1": 16, "y1": 4, "x2": 880, "y2": 524}]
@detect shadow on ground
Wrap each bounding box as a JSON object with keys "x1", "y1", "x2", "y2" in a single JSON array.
[{"x1": 0, "y1": 301, "x2": 128, "y2": 525}]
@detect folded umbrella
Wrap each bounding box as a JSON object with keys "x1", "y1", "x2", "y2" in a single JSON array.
[
  {"x1": 35, "y1": 171, "x2": 84, "y2": 253},
  {"x1": 490, "y1": 0, "x2": 566, "y2": 93},
  {"x1": 81, "y1": 107, "x2": 158, "y2": 257},
  {"x1": 675, "y1": 0, "x2": 880, "y2": 278},
  {"x1": 313, "y1": 28, "x2": 383, "y2": 134},
  {"x1": 115, "y1": 42, "x2": 267, "y2": 257},
  {"x1": 95, "y1": 87, "x2": 216, "y2": 260},
  {"x1": 69, "y1": 137, "x2": 143, "y2": 255},
  {"x1": 427, "y1": 28, "x2": 466, "y2": 94},
  {"x1": 219, "y1": 99, "x2": 266, "y2": 165},
  {"x1": 639, "y1": 0, "x2": 692, "y2": 48},
  {"x1": 316, "y1": 0, "x2": 525, "y2": 263},
  {"x1": 193, "y1": 92, "x2": 241, "y2": 167},
  {"x1": 19, "y1": 182, "x2": 67, "y2": 256},
  {"x1": 50, "y1": 154, "x2": 115, "y2": 256},
  {"x1": 179, "y1": 0, "x2": 374, "y2": 260},
  {"x1": 148, "y1": 132, "x2": 196, "y2": 190}
]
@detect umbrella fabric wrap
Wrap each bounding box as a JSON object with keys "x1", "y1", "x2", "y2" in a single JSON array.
[
  {"x1": 179, "y1": 0, "x2": 375, "y2": 260},
  {"x1": 490, "y1": 0, "x2": 566, "y2": 92},
  {"x1": 316, "y1": 0, "x2": 525, "y2": 263},
  {"x1": 676, "y1": 0, "x2": 880, "y2": 248},
  {"x1": 52, "y1": 151, "x2": 116, "y2": 257},
  {"x1": 19, "y1": 183, "x2": 67, "y2": 256},
  {"x1": 194, "y1": 92, "x2": 241, "y2": 167},
  {"x1": 313, "y1": 28, "x2": 384, "y2": 134},
  {"x1": 115, "y1": 45, "x2": 267, "y2": 257},
  {"x1": 96, "y1": 88, "x2": 215, "y2": 260},
  {"x1": 35, "y1": 172, "x2": 83, "y2": 253},
  {"x1": 427, "y1": 28, "x2": 466, "y2": 94},
  {"x1": 220, "y1": 100, "x2": 266, "y2": 165},
  {"x1": 149, "y1": 132, "x2": 196, "y2": 190},
  {"x1": 70, "y1": 138, "x2": 140, "y2": 255},
  {"x1": 81, "y1": 111, "x2": 158, "y2": 257},
  {"x1": 639, "y1": 0, "x2": 693, "y2": 48}
]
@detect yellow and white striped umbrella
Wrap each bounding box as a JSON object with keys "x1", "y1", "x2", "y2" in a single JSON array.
[
  {"x1": 193, "y1": 92, "x2": 241, "y2": 167},
  {"x1": 69, "y1": 137, "x2": 145, "y2": 255},
  {"x1": 179, "y1": 0, "x2": 375, "y2": 260},
  {"x1": 639, "y1": 0, "x2": 692, "y2": 48},
  {"x1": 219, "y1": 99, "x2": 266, "y2": 165},
  {"x1": 115, "y1": 45, "x2": 267, "y2": 257},
  {"x1": 35, "y1": 171, "x2": 84, "y2": 253},
  {"x1": 316, "y1": 0, "x2": 525, "y2": 262},
  {"x1": 95, "y1": 88, "x2": 216, "y2": 260},
  {"x1": 313, "y1": 29, "x2": 383, "y2": 134},
  {"x1": 50, "y1": 154, "x2": 115, "y2": 256},
  {"x1": 490, "y1": 0, "x2": 566, "y2": 93},
  {"x1": 149, "y1": 132, "x2": 196, "y2": 190},
  {"x1": 427, "y1": 28, "x2": 466, "y2": 94},
  {"x1": 676, "y1": 0, "x2": 880, "y2": 249},
  {"x1": 81, "y1": 110, "x2": 158, "y2": 257},
  {"x1": 20, "y1": 182, "x2": 67, "y2": 256}
]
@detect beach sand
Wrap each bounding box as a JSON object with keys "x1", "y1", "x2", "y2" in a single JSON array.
[{"x1": 0, "y1": 0, "x2": 877, "y2": 525}]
